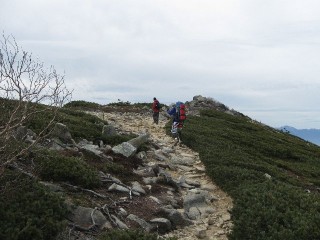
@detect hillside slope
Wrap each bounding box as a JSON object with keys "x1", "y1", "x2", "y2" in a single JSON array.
[
  {"x1": 2, "y1": 97, "x2": 320, "y2": 240},
  {"x1": 182, "y1": 109, "x2": 320, "y2": 239},
  {"x1": 1, "y1": 99, "x2": 234, "y2": 240}
]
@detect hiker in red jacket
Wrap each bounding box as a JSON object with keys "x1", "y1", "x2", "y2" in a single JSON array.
[{"x1": 152, "y1": 97, "x2": 160, "y2": 124}]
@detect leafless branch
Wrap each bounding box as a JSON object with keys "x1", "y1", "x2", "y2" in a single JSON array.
[
  {"x1": 0, "y1": 34, "x2": 72, "y2": 169},
  {"x1": 62, "y1": 182, "x2": 107, "y2": 199},
  {"x1": 101, "y1": 204, "x2": 118, "y2": 227}
]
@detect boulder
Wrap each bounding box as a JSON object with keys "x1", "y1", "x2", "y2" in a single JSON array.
[
  {"x1": 51, "y1": 123, "x2": 75, "y2": 145},
  {"x1": 68, "y1": 206, "x2": 109, "y2": 230},
  {"x1": 188, "y1": 189, "x2": 218, "y2": 202},
  {"x1": 79, "y1": 143, "x2": 103, "y2": 156},
  {"x1": 195, "y1": 228, "x2": 207, "y2": 239},
  {"x1": 183, "y1": 193, "x2": 207, "y2": 212},
  {"x1": 264, "y1": 173, "x2": 272, "y2": 179},
  {"x1": 127, "y1": 133, "x2": 149, "y2": 148},
  {"x1": 131, "y1": 181, "x2": 146, "y2": 195},
  {"x1": 102, "y1": 125, "x2": 117, "y2": 137},
  {"x1": 15, "y1": 126, "x2": 28, "y2": 141},
  {"x1": 149, "y1": 218, "x2": 172, "y2": 233},
  {"x1": 149, "y1": 196, "x2": 162, "y2": 204},
  {"x1": 47, "y1": 140, "x2": 64, "y2": 150},
  {"x1": 111, "y1": 215, "x2": 129, "y2": 229},
  {"x1": 154, "y1": 150, "x2": 167, "y2": 161},
  {"x1": 185, "y1": 206, "x2": 214, "y2": 220},
  {"x1": 193, "y1": 95, "x2": 206, "y2": 102},
  {"x1": 117, "y1": 208, "x2": 128, "y2": 218},
  {"x1": 185, "y1": 178, "x2": 201, "y2": 187},
  {"x1": 127, "y1": 214, "x2": 152, "y2": 232},
  {"x1": 134, "y1": 166, "x2": 155, "y2": 177},
  {"x1": 27, "y1": 128, "x2": 37, "y2": 140},
  {"x1": 15, "y1": 126, "x2": 37, "y2": 143},
  {"x1": 161, "y1": 147, "x2": 175, "y2": 155},
  {"x1": 108, "y1": 183, "x2": 130, "y2": 193},
  {"x1": 160, "y1": 207, "x2": 193, "y2": 228},
  {"x1": 186, "y1": 206, "x2": 201, "y2": 220},
  {"x1": 136, "y1": 151, "x2": 147, "y2": 160},
  {"x1": 112, "y1": 142, "x2": 137, "y2": 157},
  {"x1": 143, "y1": 177, "x2": 158, "y2": 185}
]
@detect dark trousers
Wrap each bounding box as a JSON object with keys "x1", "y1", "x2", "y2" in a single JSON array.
[{"x1": 153, "y1": 112, "x2": 159, "y2": 124}]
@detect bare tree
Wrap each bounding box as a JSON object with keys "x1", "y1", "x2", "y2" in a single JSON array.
[{"x1": 0, "y1": 34, "x2": 72, "y2": 170}]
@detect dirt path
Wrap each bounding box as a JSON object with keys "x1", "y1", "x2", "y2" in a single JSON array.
[{"x1": 100, "y1": 111, "x2": 233, "y2": 239}]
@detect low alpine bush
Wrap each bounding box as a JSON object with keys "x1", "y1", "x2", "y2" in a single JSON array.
[
  {"x1": 35, "y1": 150, "x2": 101, "y2": 188},
  {"x1": 179, "y1": 109, "x2": 320, "y2": 239},
  {"x1": 0, "y1": 170, "x2": 68, "y2": 240}
]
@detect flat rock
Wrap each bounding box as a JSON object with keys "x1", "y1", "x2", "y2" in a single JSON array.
[
  {"x1": 112, "y1": 142, "x2": 137, "y2": 157},
  {"x1": 150, "y1": 218, "x2": 172, "y2": 233},
  {"x1": 108, "y1": 183, "x2": 130, "y2": 193},
  {"x1": 183, "y1": 193, "x2": 207, "y2": 212},
  {"x1": 127, "y1": 214, "x2": 152, "y2": 232},
  {"x1": 69, "y1": 206, "x2": 108, "y2": 230},
  {"x1": 111, "y1": 215, "x2": 129, "y2": 229},
  {"x1": 131, "y1": 181, "x2": 146, "y2": 195}
]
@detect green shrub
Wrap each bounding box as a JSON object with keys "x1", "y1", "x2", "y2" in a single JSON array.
[
  {"x1": 0, "y1": 170, "x2": 68, "y2": 240},
  {"x1": 230, "y1": 181, "x2": 320, "y2": 240},
  {"x1": 35, "y1": 150, "x2": 101, "y2": 188},
  {"x1": 102, "y1": 161, "x2": 141, "y2": 183},
  {"x1": 63, "y1": 100, "x2": 101, "y2": 110},
  {"x1": 0, "y1": 97, "x2": 107, "y2": 142},
  {"x1": 108, "y1": 100, "x2": 131, "y2": 106},
  {"x1": 25, "y1": 106, "x2": 108, "y2": 141},
  {"x1": 103, "y1": 162, "x2": 126, "y2": 174},
  {"x1": 179, "y1": 109, "x2": 320, "y2": 239}
]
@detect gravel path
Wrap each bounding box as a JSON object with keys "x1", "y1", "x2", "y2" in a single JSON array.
[{"x1": 99, "y1": 111, "x2": 233, "y2": 240}]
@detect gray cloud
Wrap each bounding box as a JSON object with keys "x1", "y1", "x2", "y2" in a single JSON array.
[{"x1": 1, "y1": 0, "x2": 320, "y2": 128}]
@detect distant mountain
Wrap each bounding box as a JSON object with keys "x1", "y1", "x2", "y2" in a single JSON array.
[{"x1": 279, "y1": 125, "x2": 320, "y2": 145}]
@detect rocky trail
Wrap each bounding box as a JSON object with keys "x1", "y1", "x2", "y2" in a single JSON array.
[{"x1": 97, "y1": 110, "x2": 233, "y2": 240}]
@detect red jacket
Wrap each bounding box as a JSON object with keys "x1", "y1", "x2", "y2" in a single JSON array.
[{"x1": 152, "y1": 100, "x2": 160, "y2": 112}]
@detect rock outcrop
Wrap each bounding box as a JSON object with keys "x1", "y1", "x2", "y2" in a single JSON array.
[{"x1": 185, "y1": 95, "x2": 244, "y2": 117}]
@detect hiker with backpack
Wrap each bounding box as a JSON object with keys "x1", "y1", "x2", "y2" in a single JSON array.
[
  {"x1": 167, "y1": 101, "x2": 186, "y2": 142},
  {"x1": 152, "y1": 97, "x2": 161, "y2": 124}
]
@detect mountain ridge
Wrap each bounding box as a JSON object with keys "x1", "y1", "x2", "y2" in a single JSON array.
[{"x1": 279, "y1": 125, "x2": 320, "y2": 145}]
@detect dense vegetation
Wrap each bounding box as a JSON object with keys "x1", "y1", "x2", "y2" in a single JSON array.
[
  {"x1": 26, "y1": 107, "x2": 108, "y2": 141},
  {"x1": 181, "y1": 109, "x2": 320, "y2": 239},
  {"x1": 0, "y1": 98, "x2": 109, "y2": 142},
  {"x1": 35, "y1": 149, "x2": 101, "y2": 188},
  {"x1": 64, "y1": 100, "x2": 164, "y2": 111},
  {"x1": 0, "y1": 99, "x2": 142, "y2": 240},
  {"x1": 0, "y1": 171, "x2": 68, "y2": 240},
  {"x1": 64, "y1": 100, "x2": 102, "y2": 110}
]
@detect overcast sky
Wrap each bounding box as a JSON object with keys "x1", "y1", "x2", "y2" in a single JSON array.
[{"x1": 1, "y1": 0, "x2": 320, "y2": 129}]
